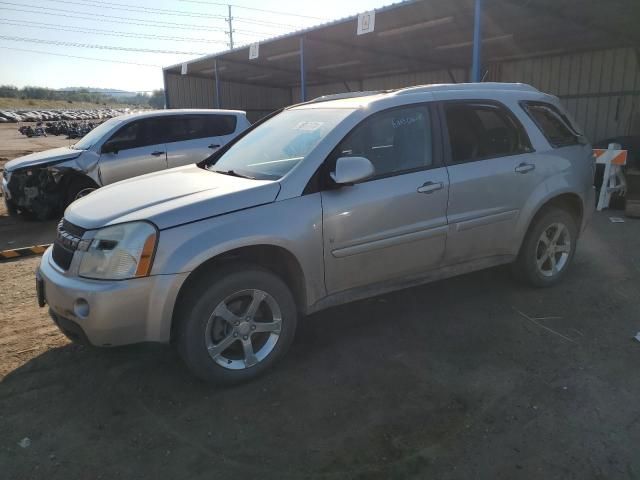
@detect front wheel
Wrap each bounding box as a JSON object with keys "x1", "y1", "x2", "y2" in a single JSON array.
[
  {"x1": 176, "y1": 265, "x2": 297, "y2": 384},
  {"x1": 513, "y1": 207, "x2": 578, "y2": 287}
]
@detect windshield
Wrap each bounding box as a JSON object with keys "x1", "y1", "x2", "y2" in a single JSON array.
[
  {"x1": 72, "y1": 117, "x2": 123, "y2": 150},
  {"x1": 209, "y1": 108, "x2": 352, "y2": 180}
]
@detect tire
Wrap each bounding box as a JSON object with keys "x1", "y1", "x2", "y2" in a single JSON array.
[
  {"x1": 513, "y1": 207, "x2": 578, "y2": 288},
  {"x1": 3, "y1": 196, "x2": 18, "y2": 217},
  {"x1": 176, "y1": 264, "x2": 297, "y2": 384},
  {"x1": 64, "y1": 177, "x2": 97, "y2": 210}
]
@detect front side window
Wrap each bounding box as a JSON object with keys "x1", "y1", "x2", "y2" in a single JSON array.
[
  {"x1": 104, "y1": 119, "x2": 161, "y2": 151},
  {"x1": 334, "y1": 105, "x2": 432, "y2": 178},
  {"x1": 444, "y1": 102, "x2": 532, "y2": 163},
  {"x1": 521, "y1": 101, "x2": 586, "y2": 147},
  {"x1": 209, "y1": 108, "x2": 352, "y2": 180},
  {"x1": 72, "y1": 116, "x2": 122, "y2": 150}
]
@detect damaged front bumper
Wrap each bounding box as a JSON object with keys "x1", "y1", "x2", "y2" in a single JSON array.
[{"x1": 4, "y1": 164, "x2": 67, "y2": 217}]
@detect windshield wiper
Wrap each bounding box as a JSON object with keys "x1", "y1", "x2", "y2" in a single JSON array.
[{"x1": 211, "y1": 169, "x2": 255, "y2": 179}]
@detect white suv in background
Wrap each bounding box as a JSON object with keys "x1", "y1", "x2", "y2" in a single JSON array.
[{"x1": 2, "y1": 109, "x2": 251, "y2": 219}]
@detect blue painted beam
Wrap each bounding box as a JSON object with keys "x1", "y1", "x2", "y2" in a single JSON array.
[
  {"x1": 300, "y1": 37, "x2": 306, "y2": 102},
  {"x1": 471, "y1": 0, "x2": 483, "y2": 82},
  {"x1": 214, "y1": 59, "x2": 221, "y2": 108}
]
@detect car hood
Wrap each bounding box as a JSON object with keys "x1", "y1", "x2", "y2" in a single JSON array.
[
  {"x1": 4, "y1": 147, "x2": 82, "y2": 171},
  {"x1": 64, "y1": 164, "x2": 280, "y2": 230}
]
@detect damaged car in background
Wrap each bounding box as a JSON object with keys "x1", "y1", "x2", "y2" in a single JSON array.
[{"x1": 2, "y1": 109, "x2": 250, "y2": 219}]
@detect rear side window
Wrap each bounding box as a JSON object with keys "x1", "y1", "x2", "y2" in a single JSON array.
[
  {"x1": 444, "y1": 102, "x2": 532, "y2": 163},
  {"x1": 166, "y1": 114, "x2": 237, "y2": 143},
  {"x1": 521, "y1": 101, "x2": 585, "y2": 147},
  {"x1": 334, "y1": 105, "x2": 433, "y2": 178}
]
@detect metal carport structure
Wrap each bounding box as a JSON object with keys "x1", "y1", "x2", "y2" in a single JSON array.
[{"x1": 163, "y1": 0, "x2": 640, "y2": 141}]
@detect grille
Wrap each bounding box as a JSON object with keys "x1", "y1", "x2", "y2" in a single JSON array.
[{"x1": 52, "y1": 219, "x2": 87, "y2": 271}]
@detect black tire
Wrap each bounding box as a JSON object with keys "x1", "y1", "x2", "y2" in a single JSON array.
[
  {"x1": 3, "y1": 196, "x2": 18, "y2": 217},
  {"x1": 513, "y1": 207, "x2": 578, "y2": 288},
  {"x1": 176, "y1": 264, "x2": 297, "y2": 384},
  {"x1": 64, "y1": 177, "x2": 97, "y2": 210}
]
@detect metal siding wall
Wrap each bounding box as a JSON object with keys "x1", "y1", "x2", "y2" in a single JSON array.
[
  {"x1": 166, "y1": 48, "x2": 639, "y2": 139},
  {"x1": 495, "y1": 48, "x2": 640, "y2": 141},
  {"x1": 165, "y1": 74, "x2": 215, "y2": 109},
  {"x1": 164, "y1": 74, "x2": 288, "y2": 121}
]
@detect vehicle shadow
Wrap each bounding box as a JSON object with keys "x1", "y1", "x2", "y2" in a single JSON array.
[{"x1": 1, "y1": 265, "x2": 538, "y2": 479}]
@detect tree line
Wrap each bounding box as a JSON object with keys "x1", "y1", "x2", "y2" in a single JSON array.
[{"x1": 0, "y1": 85, "x2": 165, "y2": 109}]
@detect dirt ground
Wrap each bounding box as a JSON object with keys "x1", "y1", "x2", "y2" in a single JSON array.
[
  {"x1": 0, "y1": 124, "x2": 67, "y2": 251},
  {"x1": 0, "y1": 123, "x2": 72, "y2": 168},
  {"x1": 0, "y1": 213, "x2": 639, "y2": 479},
  {"x1": 1, "y1": 128, "x2": 639, "y2": 479}
]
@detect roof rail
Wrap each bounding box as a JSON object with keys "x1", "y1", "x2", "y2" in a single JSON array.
[
  {"x1": 394, "y1": 82, "x2": 539, "y2": 96},
  {"x1": 305, "y1": 91, "x2": 385, "y2": 105}
]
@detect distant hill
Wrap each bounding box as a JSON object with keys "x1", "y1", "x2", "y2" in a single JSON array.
[{"x1": 58, "y1": 87, "x2": 139, "y2": 98}]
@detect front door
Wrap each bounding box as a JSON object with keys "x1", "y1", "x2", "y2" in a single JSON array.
[
  {"x1": 98, "y1": 118, "x2": 167, "y2": 185},
  {"x1": 321, "y1": 104, "x2": 449, "y2": 294},
  {"x1": 440, "y1": 101, "x2": 542, "y2": 262}
]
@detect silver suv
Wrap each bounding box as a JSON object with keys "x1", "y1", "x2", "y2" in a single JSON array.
[
  {"x1": 2, "y1": 109, "x2": 250, "y2": 219},
  {"x1": 37, "y1": 83, "x2": 595, "y2": 384}
]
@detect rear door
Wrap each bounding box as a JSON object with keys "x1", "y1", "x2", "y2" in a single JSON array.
[
  {"x1": 441, "y1": 100, "x2": 541, "y2": 262},
  {"x1": 166, "y1": 114, "x2": 238, "y2": 169},
  {"x1": 98, "y1": 118, "x2": 167, "y2": 185},
  {"x1": 321, "y1": 104, "x2": 449, "y2": 294}
]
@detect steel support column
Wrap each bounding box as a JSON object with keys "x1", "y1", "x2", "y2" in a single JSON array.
[
  {"x1": 300, "y1": 37, "x2": 306, "y2": 102},
  {"x1": 214, "y1": 59, "x2": 222, "y2": 108},
  {"x1": 471, "y1": 0, "x2": 483, "y2": 82}
]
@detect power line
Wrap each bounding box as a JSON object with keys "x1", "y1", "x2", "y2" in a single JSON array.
[
  {"x1": 178, "y1": 0, "x2": 328, "y2": 21},
  {"x1": 43, "y1": 0, "x2": 298, "y2": 32},
  {"x1": 0, "y1": 19, "x2": 230, "y2": 44},
  {"x1": 0, "y1": 34, "x2": 206, "y2": 55},
  {"x1": 0, "y1": 2, "x2": 228, "y2": 32},
  {"x1": 234, "y1": 16, "x2": 298, "y2": 29},
  {"x1": 0, "y1": 4, "x2": 285, "y2": 36},
  {"x1": 43, "y1": 0, "x2": 227, "y2": 21},
  {"x1": 0, "y1": 46, "x2": 163, "y2": 67}
]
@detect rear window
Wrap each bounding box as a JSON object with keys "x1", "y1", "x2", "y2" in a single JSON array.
[
  {"x1": 165, "y1": 114, "x2": 237, "y2": 143},
  {"x1": 521, "y1": 101, "x2": 586, "y2": 147}
]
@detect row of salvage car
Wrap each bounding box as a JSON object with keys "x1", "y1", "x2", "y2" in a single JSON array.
[{"x1": 0, "y1": 108, "x2": 141, "y2": 123}]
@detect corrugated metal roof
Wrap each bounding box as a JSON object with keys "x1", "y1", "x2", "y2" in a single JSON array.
[{"x1": 164, "y1": 0, "x2": 639, "y2": 89}]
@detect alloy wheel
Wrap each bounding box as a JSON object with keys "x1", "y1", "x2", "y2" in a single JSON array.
[
  {"x1": 204, "y1": 289, "x2": 282, "y2": 370},
  {"x1": 535, "y1": 222, "x2": 571, "y2": 277}
]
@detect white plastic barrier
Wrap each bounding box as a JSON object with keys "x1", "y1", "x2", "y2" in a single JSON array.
[{"x1": 595, "y1": 144, "x2": 628, "y2": 211}]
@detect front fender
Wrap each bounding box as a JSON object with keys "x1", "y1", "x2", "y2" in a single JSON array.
[{"x1": 151, "y1": 194, "x2": 326, "y2": 308}]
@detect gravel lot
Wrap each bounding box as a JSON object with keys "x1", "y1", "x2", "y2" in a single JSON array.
[{"x1": 0, "y1": 128, "x2": 639, "y2": 479}]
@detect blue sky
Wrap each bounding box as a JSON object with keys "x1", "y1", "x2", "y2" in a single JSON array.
[{"x1": 0, "y1": 0, "x2": 388, "y2": 91}]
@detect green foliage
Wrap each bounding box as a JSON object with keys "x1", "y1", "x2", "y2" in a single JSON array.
[
  {"x1": 148, "y1": 89, "x2": 165, "y2": 109},
  {"x1": 0, "y1": 85, "x2": 165, "y2": 108}
]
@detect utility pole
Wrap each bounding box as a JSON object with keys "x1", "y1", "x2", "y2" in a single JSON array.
[{"x1": 226, "y1": 5, "x2": 234, "y2": 49}]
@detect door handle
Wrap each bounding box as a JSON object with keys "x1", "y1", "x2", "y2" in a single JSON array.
[
  {"x1": 208, "y1": 144, "x2": 221, "y2": 149},
  {"x1": 515, "y1": 162, "x2": 535, "y2": 174},
  {"x1": 151, "y1": 151, "x2": 164, "y2": 157},
  {"x1": 417, "y1": 181, "x2": 444, "y2": 194}
]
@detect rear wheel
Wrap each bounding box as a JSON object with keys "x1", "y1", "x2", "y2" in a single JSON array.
[
  {"x1": 513, "y1": 207, "x2": 578, "y2": 287},
  {"x1": 176, "y1": 264, "x2": 297, "y2": 384}
]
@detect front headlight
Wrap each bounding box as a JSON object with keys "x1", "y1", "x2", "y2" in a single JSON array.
[{"x1": 79, "y1": 222, "x2": 158, "y2": 280}]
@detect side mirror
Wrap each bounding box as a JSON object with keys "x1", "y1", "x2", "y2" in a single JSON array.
[{"x1": 330, "y1": 156, "x2": 374, "y2": 185}]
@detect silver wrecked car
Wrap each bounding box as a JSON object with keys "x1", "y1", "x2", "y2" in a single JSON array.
[
  {"x1": 2, "y1": 109, "x2": 250, "y2": 219},
  {"x1": 37, "y1": 83, "x2": 595, "y2": 384}
]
